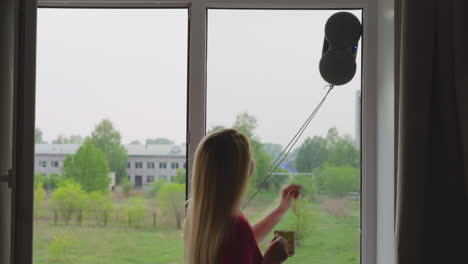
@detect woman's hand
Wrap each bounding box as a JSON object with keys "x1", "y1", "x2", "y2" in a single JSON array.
[
  {"x1": 263, "y1": 236, "x2": 289, "y2": 264},
  {"x1": 278, "y1": 184, "x2": 302, "y2": 213}
]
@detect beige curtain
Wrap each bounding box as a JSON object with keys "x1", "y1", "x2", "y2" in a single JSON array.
[{"x1": 396, "y1": 0, "x2": 468, "y2": 263}]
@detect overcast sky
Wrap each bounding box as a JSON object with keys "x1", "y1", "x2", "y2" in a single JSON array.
[{"x1": 36, "y1": 8, "x2": 361, "y2": 148}]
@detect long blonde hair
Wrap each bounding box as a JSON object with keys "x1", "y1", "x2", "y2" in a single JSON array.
[{"x1": 184, "y1": 129, "x2": 253, "y2": 264}]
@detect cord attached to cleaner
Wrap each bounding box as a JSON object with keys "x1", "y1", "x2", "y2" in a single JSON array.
[{"x1": 242, "y1": 84, "x2": 334, "y2": 211}]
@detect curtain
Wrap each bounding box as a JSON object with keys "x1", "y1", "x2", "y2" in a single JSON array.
[{"x1": 396, "y1": 0, "x2": 468, "y2": 263}]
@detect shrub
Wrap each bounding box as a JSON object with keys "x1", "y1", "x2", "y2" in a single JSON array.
[
  {"x1": 293, "y1": 174, "x2": 318, "y2": 199},
  {"x1": 51, "y1": 181, "x2": 87, "y2": 223},
  {"x1": 43, "y1": 173, "x2": 62, "y2": 191},
  {"x1": 322, "y1": 166, "x2": 359, "y2": 197},
  {"x1": 34, "y1": 183, "x2": 46, "y2": 216},
  {"x1": 48, "y1": 231, "x2": 74, "y2": 261},
  {"x1": 121, "y1": 177, "x2": 132, "y2": 196},
  {"x1": 122, "y1": 197, "x2": 145, "y2": 227},
  {"x1": 159, "y1": 183, "x2": 185, "y2": 229},
  {"x1": 285, "y1": 198, "x2": 316, "y2": 246},
  {"x1": 86, "y1": 191, "x2": 114, "y2": 224},
  {"x1": 148, "y1": 179, "x2": 167, "y2": 197}
]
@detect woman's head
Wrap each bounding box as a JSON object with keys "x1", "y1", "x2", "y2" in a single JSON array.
[
  {"x1": 191, "y1": 128, "x2": 253, "y2": 214},
  {"x1": 184, "y1": 129, "x2": 253, "y2": 264}
]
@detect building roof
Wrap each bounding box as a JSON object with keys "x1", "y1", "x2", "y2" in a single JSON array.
[{"x1": 35, "y1": 143, "x2": 186, "y2": 157}]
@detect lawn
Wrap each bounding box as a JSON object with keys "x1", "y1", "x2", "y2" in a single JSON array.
[{"x1": 34, "y1": 193, "x2": 359, "y2": 264}]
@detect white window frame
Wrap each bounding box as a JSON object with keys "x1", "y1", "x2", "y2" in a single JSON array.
[{"x1": 12, "y1": 1, "x2": 395, "y2": 264}]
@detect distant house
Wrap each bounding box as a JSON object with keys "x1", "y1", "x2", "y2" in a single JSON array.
[{"x1": 35, "y1": 143, "x2": 186, "y2": 188}]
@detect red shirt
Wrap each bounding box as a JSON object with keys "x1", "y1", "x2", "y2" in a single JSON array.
[{"x1": 218, "y1": 213, "x2": 263, "y2": 264}]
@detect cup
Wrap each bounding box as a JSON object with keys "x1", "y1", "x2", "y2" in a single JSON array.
[{"x1": 274, "y1": 230, "x2": 295, "y2": 256}]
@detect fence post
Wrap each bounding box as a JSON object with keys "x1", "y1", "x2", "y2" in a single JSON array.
[
  {"x1": 104, "y1": 210, "x2": 108, "y2": 227},
  {"x1": 153, "y1": 212, "x2": 156, "y2": 230},
  {"x1": 54, "y1": 209, "x2": 57, "y2": 225},
  {"x1": 79, "y1": 210, "x2": 82, "y2": 226}
]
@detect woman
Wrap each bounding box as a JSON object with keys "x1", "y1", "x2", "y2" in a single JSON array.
[{"x1": 184, "y1": 129, "x2": 301, "y2": 264}]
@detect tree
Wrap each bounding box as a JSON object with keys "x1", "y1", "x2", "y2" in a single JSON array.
[
  {"x1": 91, "y1": 119, "x2": 128, "y2": 184},
  {"x1": 173, "y1": 168, "x2": 186, "y2": 184},
  {"x1": 149, "y1": 178, "x2": 167, "y2": 197},
  {"x1": 322, "y1": 166, "x2": 359, "y2": 197},
  {"x1": 295, "y1": 136, "x2": 328, "y2": 172},
  {"x1": 43, "y1": 173, "x2": 63, "y2": 191},
  {"x1": 233, "y1": 112, "x2": 258, "y2": 139},
  {"x1": 121, "y1": 177, "x2": 132, "y2": 196},
  {"x1": 325, "y1": 127, "x2": 340, "y2": 149},
  {"x1": 145, "y1": 138, "x2": 174, "y2": 145},
  {"x1": 207, "y1": 125, "x2": 225, "y2": 135},
  {"x1": 159, "y1": 183, "x2": 185, "y2": 229},
  {"x1": 35, "y1": 128, "x2": 46, "y2": 143},
  {"x1": 130, "y1": 140, "x2": 142, "y2": 145},
  {"x1": 328, "y1": 135, "x2": 359, "y2": 168},
  {"x1": 62, "y1": 139, "x2": 110, "y2": 192},
  {"x1": 51, "y1": 181, "x2": 88, "y2": 223},
  {"x1": 262, "y1": 143, "x2": 283, "y2": 160},
  {"x1": 52, "y1": 134, "x2": 83, "y2": 144}
]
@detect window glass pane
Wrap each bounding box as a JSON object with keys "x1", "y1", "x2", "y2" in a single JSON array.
[
  {"x1": 34, "y1": 9, "x2": 188, "y2": 264},
  {"x1": 207, "y1": 9, "x2": 362, "y2": 264}
]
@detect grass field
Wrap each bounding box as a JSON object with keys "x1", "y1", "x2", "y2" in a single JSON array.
[{"x1": 33, "y1": 193, "x2": 359, "y2": 264}]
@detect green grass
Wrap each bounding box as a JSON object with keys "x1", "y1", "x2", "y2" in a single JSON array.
[
  {"x1": 34, "y1": 194, "x2": 359, "y2": 264},
  {"x1": 34, "y1": 224, "x2": 184, "y2": 264}
]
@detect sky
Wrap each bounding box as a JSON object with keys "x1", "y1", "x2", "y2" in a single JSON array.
[{"x1": 36, "y1": 8, "x2": 361, "y2": 148}]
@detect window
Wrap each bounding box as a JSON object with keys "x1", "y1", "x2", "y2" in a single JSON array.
[
  {"x1": 183, "y1": 162, "x2": 186, "y2": 169},
  {"x1": 207, "y1": 9, "x2": 362, "y2": 263},
  {"x1": 20, "y1": 2, "x2": 383, "y2": 264},
  {"x1": 147, "y1": 175, "x2": 155, "y2": 183},
  {"x1": 159, "y1": 162, "x2": 167, "y2": 169},
  {"x1": 51, "y1": 160, "x2": 59, "y2": 167},
  {"x1": 171, "y1": 162, "x2": 179, "y2": 169},
  {"x1": 135, "y1": 162, "x2": 143, "y2": 169},
  {"x1": 39, "y1": 160, "x2": 47, "y2": 168},
  {"x1": 34, "y1": 8, "x2": 188, "y2": 264}
]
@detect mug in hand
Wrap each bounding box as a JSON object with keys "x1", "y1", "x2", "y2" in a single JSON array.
[{"x1": 274, "y1": 230, "x2": 295, "y2": 256}]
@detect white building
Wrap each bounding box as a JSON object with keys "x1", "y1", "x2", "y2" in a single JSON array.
[{"x1": 35, "y1": 143, "x2": 186, "y2": 188}]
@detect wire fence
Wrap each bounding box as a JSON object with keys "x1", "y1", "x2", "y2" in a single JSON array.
[{"x1": 34, "y1": 208, "x2": 183, "y2": 230}]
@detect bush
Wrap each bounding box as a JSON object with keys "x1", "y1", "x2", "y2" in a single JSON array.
[
  {"x1": 173, "y1": 169, "x2": 186, "y2": 184},
  {"x1": 48, "y1": 231, "x2": 74, "y2": 261},
  {"x1": 322, "y1": 166, "x2": 359, "y2": 197},
  {"x1": 159, "y1": 183, "x2": 185, "y2": 229},
  {"x1": 51, "y1": 181, "x2": 87, "y2": 223},
  {"x1": 284, "y1": 198, "x2": 316, "y2": 246},
  {"x1": 122, "y1": 197, "x2": 145, "y2": 227},
  {"x1": 86, "y1": 191, "x2": 114, "y2": 224},
  {"x1": 293, "y1": 174, "x2": 318, "y2": 199},
  {"x1": 43, "y1": 173, "x2": 62, "y2": 191},
  {"x1": 148, "y1": 179, "x2": 167, "y2": 197},
  {"x1": 121, "y1": 177, "x2": 132, "y2": 196},
  {"x1": 34, "y1": 183, "x2": 46, "y2": 216}
]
